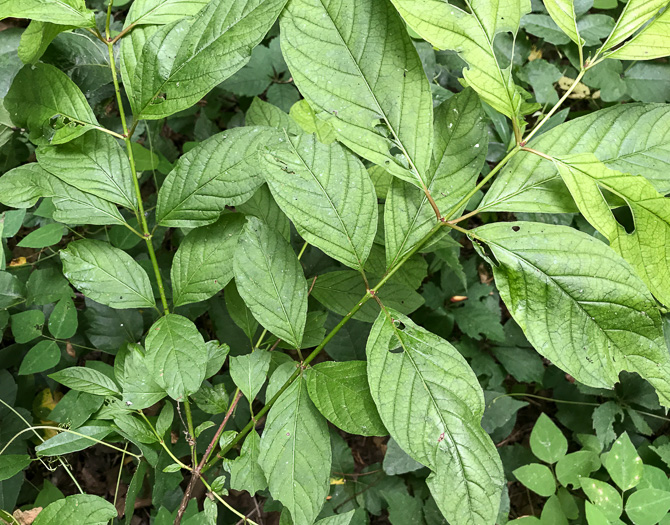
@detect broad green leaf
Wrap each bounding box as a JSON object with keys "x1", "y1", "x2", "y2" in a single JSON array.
[
  {"x1": 0, "y1": 164, "x2": 49, "y2": 209},
  {"x1": 204, "y1": 341, "x2": 229, "y2": 379},
  {"x1": 315, "y1": 511, "x2": 355, "y2": 525},
  {"x1": 553, "y1": 153, "x2": 670, "y2": 306},
  {"x1": 17, "y1": 223, "x2": 64, "y2": 249},
  {"x1": 60, "y1": 239, "x2": 156, "y2": 309},
  {"x1": 192, "y1": 382, "x2": 228, "y2": 414},
  {"x1": 311, "y1": 270, "x2": 424, "y2": 324},
  {"x1": 513, "y1": 464, "x2": 556, "y2": 497},
  {"x1": 171, "y1": 214, "x2": 245, "y2": 306},
  {"x1": 385, "y1": 89, "x2": 487, "y2": 268},
  {"x1": 383, "y1": 437, "x2": 424, "y2": 475},
  {"x1": 606, "y1": 7, "x2": 670, "y2": 61},
  {"x1": 230, "y1": 350, "x2": 271, "y2": 405},
  {"x1": 599, "y1": 0, "x2": 668, "y2": 54},
  {"x1": 33, "y1": 494, "x2": 116, "y2": 525},
  {"x1": 471, "y1": 222, "x2": 667, "y2": 392},
  {"x1": 155, "y1": 403, "x2": 173, "y2": 438},
  {"x1": 0, "y1": 272, "x2": 25, "y2": 309},
  {"x1": 389, "y1": 0, "x2": 530, "y2": 121},
  {"x1": 544, "y1": 0, "x2": 582, "y2": 46},
  {"x1": 18, "y1": 21, "x2": 73, "y2": 64},
  {"x1": 580, "y1": 478, "x2": 622, "y2": 521},
  {"x1": 19, "y1": 340, "x2": 60, "y2": 375},
  {"x1": 225, "y1": 280, "x2": 258, "y2": 341},
  {"x1": 367, "y1": 309, "x2": 503, "y2": 525},
  {"x1": 233, "y1": 217, "x2": 308, "y2": 349},
  {"x1": 50, "y1": 366, "x2": 120, "y2": 396},
  {"x1": 481, "y1": 104, "x2": 670, "y2": 211},
  {"x1": 122, "y1": 344, "x2": 166, "y2": 409},
  {"x1": 0, "y1": 0, "x2": 95, "y2": 27},
  {"x1": 289, "y1": 99, "x2": 336, "y2": 144},
  {"x1": 556, "y1": 451, "x2": 601, "y2": 489},
  {"x1": 0, "y1": 455, "x2": 31, "y2": 482},
  {"x1": 11, "y1": 310, "x2": 45, "y2": 343},
  {"x1": 530, "y1": 413, "x2": 568, "y2": 464},
  {"x1": 37, "y1": 133, "x2": 137, "y2": 209},
  {"x1": 258, "y1": 375, "x2": 331, "y2": 525},
  {"x1": 48, "y1": 296, "x2": 77, "y2": 339},
  {"x1": 35, "y1": 424, "x2": 113, "y2": 456},
  {"x1": 264, "y1": 133, "x2": 378, "y2": 270},
  {"x1": 156, "y1": 127, "x2": 279, "y2": 227},
  {"x1": 585, "y1": 502, "x2": 612, "y2": 525},
  {"x1": 114, "y1": 414, "x2": 158, "y2": 444},
  {"x1": 603, "y1": 433, "x2": 643, "y2": 491},
  {"x1": 237, "y1": 184, "x2": 291, "y2": 242},
  {"x1": 5, "y1": 63, "x2": 99, "y2": 145},
  {"x1": 280, "y1": 0, "x2": 434, "y2": 188},
  {"x1": 305, "y1": 361, "x2": 386, "y2": 437},
  {"x1": 246, "y1": 97, "x2": 301, "y2": 134},
  {"x1": 229, "y1": 430, "x2": 267, "y2": 495},
  {"x1": 541, "y1": 495, "x2": 568, "y2": 525},
  {"x1": 125, "y1": 0, "x2": 210, "y2": 25},
  {"x1": 130, "y1": 0, "x2": 288, "y2": 119},
  {"x1": 144, "y1": 314, "x2": 208, "y2": 400},
  {"x1": 625, "y1": 489, "x2": 670, "y2": 525}
]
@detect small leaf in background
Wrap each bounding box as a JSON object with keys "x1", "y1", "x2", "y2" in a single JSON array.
[
  {"x1": 0, "y1": 455, "x2": 32, "y2": 482},
  {"x1": 192, "y1": 382, "x2": 229, "y2": 415},
  {"x1": 579, "y1": 478, "x2": 622, "y2": 521},
  {"x1": 229, "y1": 430, "x2": 267, "y2": 495},
  {"x1": 155, "y1": 403, "x2": 174, "y2": 439},
  {"x1": 11, "y1": 309, "x2": 45, "y2": 343},
  {"x1": 603, "y1": 433, "x2": 644, "y2": 491},
  {"x1": 225, "y1": 280, "x2": 258, "y2": 342},
  {"x1": 513, "y1": 464, "x2": 556, "y2": 497},
  {"x1": 230, "y1": 350, "x2": 271, "y2": 405},
  {"x1": 540, "y1": 494, "x2": 568, "y2": 525},
  {"x1": 48, "y1": 297, "x2": 77, "y2": 339},
  {"x1": 16, "y1": 223, "x2": 64, "y2": 248},
  {"x1": 194, "y1": 421, "x2": 215, "y2": 438},
  {"x1": 556, "y1": 451, "x2": 601, "y2": 489},
  {"x1": 383, "y1": 438, "x2": 424, "y2": 476},
  {"x1": 530, "y1": 413, "x2": 568, "y2": 464},
  {"x1": 19, "y1": 340, "x2": 60, "y2": 375},
  {"x1": 144, "y1": 314, "x2": 208, "y2": 401},
  {"x1": 592, "y1": 400, "x2": 624, "y2": 449}
]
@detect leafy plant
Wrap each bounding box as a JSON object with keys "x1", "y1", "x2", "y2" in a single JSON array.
[{"x1": 1, "y1": 0, "x2": 670, "y2": 524}]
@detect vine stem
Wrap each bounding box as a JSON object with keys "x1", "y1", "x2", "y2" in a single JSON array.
[
  {"x1": 105, "y1": 26, "x2": 169, "y2": 314},
  {"x1": 183, "y1": 399, "x2": 197, "y2": 466}
]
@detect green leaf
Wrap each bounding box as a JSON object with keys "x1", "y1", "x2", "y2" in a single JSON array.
[
  {"x1": 233, "y1": 217, "x2": 308, "y2": 349},
  {"x1": 530, "y1": 413, "x2": 568, "y2": 464},
  {"x1": 144, "y1": 314, "x2": 208, "y2": 401},
  {"x1": 556, "y1": 451, "x2": 601, "y2": 489},
  {"x1": 625, "y1": 489, "x2": 670, "y2": 525},
  {"x1": 521, "y1": 14, "x2": 572, "y2": 45},
  {"x1": 124, "y1": 460, "x2": 147, "y2": 525},
  {"x1": 606, "y1": 7, "x2": 670, "y2": 61},
  {"x1": 264, "y1": 133, "x2": 378, "y2": 270},
  {"x1": 258, "y1": 375, "x2": 331, "y2": 525},
  {"x1": 0, "y1": 272, "x2": 25, "y2": 309},
  {"x1": 385, "y1": 88, "x2": 487, "y2": 268},
  {"x1": 156, "y1": 128, "x2": 278, "y2": 227},
  {"x1": 171, "y1": 214, "x2": 245, "y2": 307},
  {"x1": 18, "y1": 21, "x2": 73, "y2": 64},
  {"x1": 130, "y1": 0, "x2": 288, "y2": 119},
  {"x1": 125, "y1": 0, "x2": 210, "y2": 25},
  {"x1": 37, "y1": 133, "x2": 137, "y2": 209},
  {"x1": 481, "y1": 104, "x2": 670, "y2": 211},
  {"x1": 36, "y1": 424, "x2": 112, "y2": 456},
  {"x1": 289, "y1": 100, "x2": 336, "y2": 144},
  {"x1": 541, "y1": 494, "x2": 568, "y2": 525},
  {"x1": 0, "y1": 0, "x2": 95, "y2": 27},
  {"x1": 230, "y1": 350, "x2": 271, "y2": 404},
  {"x1": 315, "y1": 511, "x2": 355, "y2": 525},
  {"x1": 204, "y1": 341, "x2": 229, "y2": 379},
  {"x1": 0, "y1": 455, "x2": 31, "y2": 482},
  {"x1": 311, "y1": 270, "x2": 424, "y2": 324},
  {"x1": 0, "y1": 164, "x2": 49, "y2": 208},
  {"x1": 225, "y1": 280, "x2": 258, "y2": 342},
  {"x1": 280, "y1": 0, "x2": 434, "y2": 188},
  {"x1": 237, "y1": 183, "x2": 291, "y2": 242},
  {"x1": 19, "y1": 340, "x2": 60, "y2": 375},
  {"x1": 11, "y1": 310, "x2": 45, "y2": 343},
  {"x1": 246, "y1": 97, "x2": 301, "y2": 135},
  {"x1": 121, "y1": 344, "x2": 166, "y2": 410},
  {"x1": 48, "y1": 297, "x2": 77, "y2": 339},
  {"x1": 229, "y1": 430, "x2": 267, "y2": 496},
  {"x1": 50, "y1": 366, "x2": 120, "y2": 396},
  {"x1": 390, "y1": 0, "x2": 530, "y2": 121},
  {"x1": 305, "y1": 361, "x2": 386, "y2": 437},
  {"x1": 5, "y1": 63, "x2": 99, "y2": 145},
  {"x1": 553, "y1": 153, "x2": 670, "y2": 306},
  {"x1": 60, "y1": 239, "x2": 156, "y2": 310},
  {"x1": 543, "y1": 0, "x2": 582, "y2": 46},
  {"x1": 580, "y1": 478, "x2": 622, "y2": 521},
  {"x1": 513, "y1": 464, "x2": 556, "y2": 497},
  {"x1": 603, "y1": 433, "x2": 643, "y2": 491},
  {"x1": 471, "y1": 222, "x2": 667, "y2": 391},
  {"x1": 366, "y1": 309, "x2": 503, "y2": 525},
  {"x1": 192, "y1": 382, "x2": 228, "y2": 414},
  {"x1": 17, "y1": 223, "x2": 64, "y2": 249},
  {"x1": 625, "y1": 63, "x2": 670, "y2": 103},
  {"x1": 600, "y1": 0, "x2": 668, "y2": 56}
]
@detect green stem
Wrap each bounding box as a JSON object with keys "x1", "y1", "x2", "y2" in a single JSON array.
[
  {"x1": 106, "y1": 39, "x2": 169, "y2": 314},
  {"x1": 183, "y1": 399, "x2": 197, "y2": 465},
  {"x1": 200, "y1": 477, "x2": 260, "y2": 525}
]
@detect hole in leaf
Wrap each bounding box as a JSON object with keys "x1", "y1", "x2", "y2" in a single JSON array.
[
  {"x1": 612, "y1": 205, "x2": 635, "y2": 234},
  {"x1": 512, "y1": 225, "x2": 520, "y2": 232}
]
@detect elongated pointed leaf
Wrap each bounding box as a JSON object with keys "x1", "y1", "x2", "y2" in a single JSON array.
[
  {"x1": 553, "y1": 153, "x2": 670, "y2": 307},
  {"x1": 599, "y1": 0, "x2": 668, "y2": 54},
  {"x1": 389, "y1": 0, "x2": 530, "y2": 121},
  {"x1": 122, "y1": 344, "x2": 166, "y2": 410},
  {"x1": 385, "y1": 89, "x2": 487, "y2": 268},
  {"x1": 230, "y1": 350, "x2": 271, "y2": 404},
  {"x1": 5, "y1": 63, "x2": 99, "y2": 145},
  {"x1": 49, "y1": 367, "x2": 120, "y2": 397},
  {"x1": 265, "y1": 133, "x2": 377, "y2": 270},
  {"x1": 37, "y1": 133, "x2": 137, "y2": 209},
  {"x1": 305, "y1": 361, "x2": 386, "y2": 437},
  {"x1": 471, "y1": 222, "x2": 668, "y2": 393},
  {"x1": 171, "y1": 214, "x2": 245, "y2": 307},
  {"x1": 229, "y1": 430, "x2": 267, "y2": 495},
  {"x1": 144, "y1": 314, "x2": 208, "y2": 400},
  {"x1": 61, "y1": 240, "x2": 155, "y2": 309},
  {"x1": 0, "y1": 0, "x2": 95, "y2": 27},
  {"x1": 606, "y1": 7, "x2": 670, "y2": 61},
  {"x1": 280, "y1": 0, "x2": 434, "y2": 188},
  {"x1": 258, "y1": 375, "x2": 331, "y2": 525},
  {"x1": 130, "y1": 0, "x2": 288, "y2": 119},
  {"x1": 156, "y1": 127, "x2": 279, "y2": 227},
  {"x1": 544, "y1": 0, "x2": 582, "y2": 46},
  {"x1": 125, "y1": 0, "x2": 210, "y2": 25},
  {"x1": 481, "y1": 104, "x2": 670, "y2": 212},
  {"x1": 234, "y1": 217, "x2": 308, "y2": 348},
  {"x1": 367, "y1": 309, "x2": 503, "y2": 525}
]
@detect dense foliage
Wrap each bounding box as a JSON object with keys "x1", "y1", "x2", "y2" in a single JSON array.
[{"x1": 1, "y1": 0, "x2": 670, "y2": 524}]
